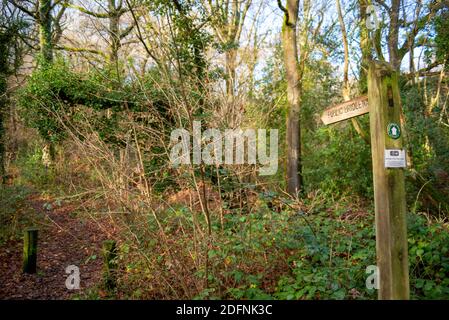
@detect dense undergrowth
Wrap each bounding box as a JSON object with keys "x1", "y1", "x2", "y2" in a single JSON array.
[{"x1": 2, "y1": 148, "x2": 449, "y2": 300}]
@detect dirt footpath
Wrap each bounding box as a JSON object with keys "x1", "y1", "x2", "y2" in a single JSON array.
[{"x1": 0, "y1": 195, "x2": 109, "y2": 299}]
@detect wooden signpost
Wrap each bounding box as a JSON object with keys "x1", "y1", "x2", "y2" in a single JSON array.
[
  {"x1": 321, "y1": 60, "x2": 409, "y2": 300},
  {"x1": 321, "y1": 95, "x2": 369, "y2": 125}
]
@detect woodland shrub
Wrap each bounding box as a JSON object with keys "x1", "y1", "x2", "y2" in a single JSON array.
[
  {"x1": 70, "y1": 185, "x2": 447, "y2": 300},
  {"x1": 17, "y1": 58, "x2": 159, "y2": 147},
  {"x1": 303, "y1": 119, "x2": 373, "y2": 199},
  {"x1": 198, "y1": 203, "x2": 449, "y2": 300},
  {"x1": 0, "y1": 185, "x2": 35, "y2": 244}
]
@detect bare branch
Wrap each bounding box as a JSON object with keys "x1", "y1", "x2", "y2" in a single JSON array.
[
  {"x1": 55, "y1": 45, "x2": 108, "y2": 58},
  {"x1": 8, "y1": 0, "x2": 37, "y2": 18}
]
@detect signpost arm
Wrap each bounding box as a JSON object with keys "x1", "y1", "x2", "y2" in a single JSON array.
[{"x1": 368, "y1": 60, "x2": 409, "y2": 299}]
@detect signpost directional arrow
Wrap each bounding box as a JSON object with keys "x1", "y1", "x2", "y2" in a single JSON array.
[{"x1": 321, "y1": 95, "x2": 369, "y2": 125}]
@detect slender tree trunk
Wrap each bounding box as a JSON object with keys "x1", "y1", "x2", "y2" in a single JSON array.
[
  {"x1": 0, "y1": 34, "x2": 7, "y2": 183},
  {"x1": 280, "y1": 0, "x2": 303, "y2": 195},
  {"x1": 409, "y1": 42, "x2": 416, "y2": 85},
  {"x1": 39, "y1": 0, "x2": 53, "y2": 64},
  {"x1": 39, "y1": 0, "x2": 56, "y2": 164},
  {"x1": 225, "y1": 48, "x2": 237, "y2": 98},
  {"x1": 336, "y1": 0, "x2": 350, "y2": 100},
  {"x1": 203, "y1": 0, "x2": 251, "y2": 102},
  {"x1": 338, "y1": 0, "x2": 370, "y2": 144},
  {"x1": 108, "y1": 0, "x2": 120, "y2": 69},
  {"x1": 388, "y1": 0, "x2": 401, "y2": 70},
  {"x1": 0, "y1": 85, "x2": 5, "y2": 184},
  {"x1": 358, "y1": 0, "x2": 371, "y2": 94},
  {"x1": 248, "y1": 32, "x2": 258, "y2": 98}
]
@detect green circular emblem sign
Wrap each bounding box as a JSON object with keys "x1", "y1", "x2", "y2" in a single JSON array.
[{"x1": 387, "y1": 123, "x2": 401, "y2": 139}]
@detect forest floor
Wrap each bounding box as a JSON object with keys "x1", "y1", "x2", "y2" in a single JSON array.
[{"x1": 0, "y1": 193, "x2": 109, "y2": 299}]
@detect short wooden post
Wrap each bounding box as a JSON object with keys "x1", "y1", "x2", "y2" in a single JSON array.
[
  {"x1": 23, "y1": 228, "x2": 38, "y2": 274},
  {"x1": 368, "y1": 60, "x2": 409, "y2": 299},
  {"x1": 102, "y1": 240, "x2": 117, "y2": 290}
]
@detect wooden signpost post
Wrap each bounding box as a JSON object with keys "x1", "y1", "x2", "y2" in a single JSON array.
[
  {"x1": 321, "y1": 60, "x2": 409, "y2": 300},
  {"x1": 23, "y1": 228, "x2": 38, "y2": 274}
]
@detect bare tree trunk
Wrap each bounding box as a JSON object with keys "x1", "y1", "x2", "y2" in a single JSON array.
[
  {"x1": 388, "y1": 0, "x2": 401, "y2": 70},
  {"x1": 201, "y1": 0, "x2": 251, "y2": 101},
  {"x1": 409, "y1": 43, "x2": 416, "y2": 85},
  {"x1": 280, "y1": 0, "x2": 303, "y2": 195},
  {"x1": 108, "y1": 0, "x2": 120, "y2": 69},
  {"x1": 248, "y1": 31, "x2": 258, "y2": 98},
  {"x1": 336, "y1": 1, "x2": 351, "y2": 91},
  {"x1": 358, "y1": 0, "x2": 371, "y2": 94},
  {"x1": 336, "y1": 0, "x2": 350, "y2": 100},
  {"x1": 225, "y1": 48, "x2": 237, "y2": 98},
  {"x1": 0, "y1": 92, "x2": 5, "y2": 184},
  {"x1": 338, "y1": 0, "x2": 370, "y2": 144},
  {"x1": 0, "y1": 33, "x2": 7, "y2": 183}
]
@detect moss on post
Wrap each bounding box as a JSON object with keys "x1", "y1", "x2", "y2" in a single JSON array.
[
  {"x1": 23, "y1": 228, "x2": 38, "y2": 274},
  {"x1": 102, "y1": 240, "x2": 117, "y2": 291}
]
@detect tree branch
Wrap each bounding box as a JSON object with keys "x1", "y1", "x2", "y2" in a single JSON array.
[
  {"x1": 277, "y1": 0, "x2": 292, "y2": 27},
  {"x1": 8, "y1": 0, "x2": 36, "y2": 19},
  {"x1": 398, "y1": 0, "x2": 448, "y2": 62},
  {"x1": 55, "y1": 45, "x2": 108, "y2": 58},
  {"x1": 63, "y1": 3, "x2": 110, "y2": 18},
  {"x1": 124, "y1": 0, "x2": 161, "y2": 66}
]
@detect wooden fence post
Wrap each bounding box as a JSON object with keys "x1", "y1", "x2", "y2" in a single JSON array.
[
  {"x1": 368, "y1": 60, "x2": 409, "y2": 299},
  {"x1": 23, "y1": 228, "x2": 38, "y2": 274}
]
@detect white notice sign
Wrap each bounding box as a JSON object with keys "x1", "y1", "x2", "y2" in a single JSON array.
[{"x1": 384, "y1": 149, "x2": 407, "y2": 168}]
